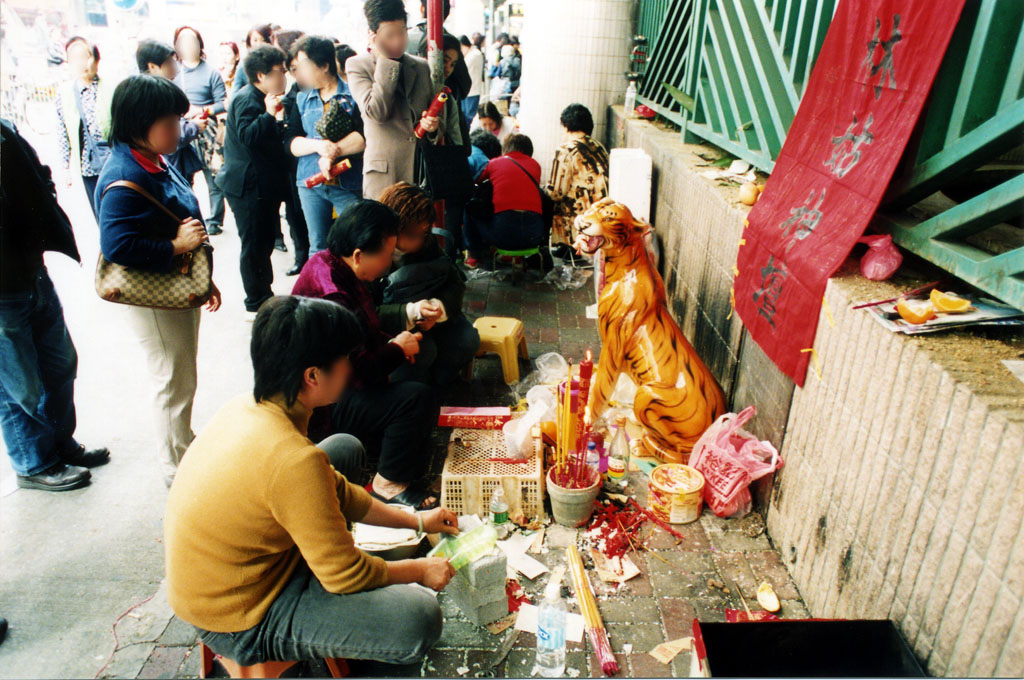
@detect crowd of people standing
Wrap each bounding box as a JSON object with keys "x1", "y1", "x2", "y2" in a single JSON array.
[{"x1": 1, "y1": 0, "x2": 613, "y2": 665}]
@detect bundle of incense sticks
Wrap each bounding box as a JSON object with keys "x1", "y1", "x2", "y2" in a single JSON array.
[
  {"x1": 553, "y1": 353, "x2": 598, "y2": 489},
  {"x1": 566, "y1": 544, "x2": 618, "y2": 675}
]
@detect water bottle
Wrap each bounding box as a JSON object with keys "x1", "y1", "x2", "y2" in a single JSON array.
[
  {"x1": 536, "y1": 581, "x2": 567, "y2": 677},
  {"x1": 624, "y1": 81, "x2": 637, "y2": 118},
  {"x1": 585, "y1": 441, "x2": 601, "y2": 484},
  {"x1": 490, "y1": 487, "x2": 509, "y2": 539}
]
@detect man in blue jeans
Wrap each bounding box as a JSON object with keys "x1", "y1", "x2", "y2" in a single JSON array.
[{"x1": 0, "y1": 119, "x2": 110, "y2": 491}]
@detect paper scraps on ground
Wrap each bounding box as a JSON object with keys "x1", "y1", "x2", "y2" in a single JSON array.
[
  {"x1": 514, "y1": 603, "x2": 585, "y2": 643},
  {"x1": 590, "y1": 549, "x2": 641, "y2": 583},
  {"x1": 650, "y1": 637, "x2": 692, "y2": 664},
  {"x1": 529, "y1": 528, "x2": 545, "y2": 554},
  {"x1": 486, "y1": 612, "x2": 518, "y2": 635},
  {"x1": 498, "y1": 533, "x2": 549, "y2": 580},
  {"x1": 699, "y1": 159, "x2": 756, "y2": 183}
]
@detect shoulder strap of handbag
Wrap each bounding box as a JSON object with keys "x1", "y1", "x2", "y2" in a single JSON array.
[
  {"x1": 101, "y1": 179, "x2": 183, "y2": 225},
  {"x1": 504, "y1": 155, "x2": 546, "y2": 201}
]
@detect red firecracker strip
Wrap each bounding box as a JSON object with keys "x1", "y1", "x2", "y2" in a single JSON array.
[
  {"x1": 506, "y1": 579, "x2": 530, "y2": 613},
  {"x1": 587, "y1": 501, "x2": 646, "y2": 559}
]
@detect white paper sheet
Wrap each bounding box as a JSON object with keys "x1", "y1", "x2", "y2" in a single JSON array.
[
  {"x1": 498, "y1": 533, "x2": 550, "y2": 579},
  {"x1": 514, "y1": 603, "x2": 585, "y2": 643}
]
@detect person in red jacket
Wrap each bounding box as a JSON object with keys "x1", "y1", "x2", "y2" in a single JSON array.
[{"x1": 464, "y1": 134, "x2": 550, "y2": 269}]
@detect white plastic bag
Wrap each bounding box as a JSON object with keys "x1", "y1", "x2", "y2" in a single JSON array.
[
  {"x1": 535, "y1": 352, "x2": 569, "y2": 384},
  {"x1": 503, "y1": 386, "x2": 556, "y2": 459}
]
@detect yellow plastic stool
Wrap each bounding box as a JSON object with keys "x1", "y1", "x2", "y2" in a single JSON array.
[{"x1": 473, "y1": 316, "x2": 529, "y2": 384}]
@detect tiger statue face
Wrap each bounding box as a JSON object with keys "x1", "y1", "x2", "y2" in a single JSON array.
[{"x1": 573, "y1": 197, "x2": 649, "y2": 257}]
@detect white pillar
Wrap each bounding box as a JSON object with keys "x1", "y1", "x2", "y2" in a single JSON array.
[{"x1": 516, "y1": 0, "x2": 633, "y2": 178}]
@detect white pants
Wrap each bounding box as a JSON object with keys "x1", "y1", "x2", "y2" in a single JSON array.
[{"x1": 124, "y1": 306, "x2": 200, "y2": 485}]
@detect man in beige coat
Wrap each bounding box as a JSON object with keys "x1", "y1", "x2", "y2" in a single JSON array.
[{"x1": 347, "y1": 0, "x2": 439, "y2": 201}]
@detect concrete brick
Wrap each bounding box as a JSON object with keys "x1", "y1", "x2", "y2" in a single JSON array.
[
  {"x1": 446, "y1": 563, "x2": 509, "y2": 627},
  {"x1": 463, "y1": 550, "x2": 507, "y2": 589}
]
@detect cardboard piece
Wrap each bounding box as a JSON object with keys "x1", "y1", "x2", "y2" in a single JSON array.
[
  {"x1": 590, "y1": 549, "x2": 641, "y2": 583},
  {"x1": 650, "y1": 637, "x2": 692, "y2": 664}
]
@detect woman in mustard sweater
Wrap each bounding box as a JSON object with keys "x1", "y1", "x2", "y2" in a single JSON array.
[{"x1": 165, "y1": 296, "x2": 458, "y2": 668}]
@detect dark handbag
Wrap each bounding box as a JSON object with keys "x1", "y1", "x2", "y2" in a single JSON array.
[
  {"x1": 465, "y1": 178, "x2": 494, "y2": 221},
  {"x1": 95, "y1": 180, "x2": 214, "y2": 309},
  {"x1": 418, "y1": 142, "x2": 474, "y2": 202},
  {"x1": 314, "y1": 99, "x2": 355, "y2": 142},
  {"x1": 506, "y1": 156, "x2": 555, "y2": 228}
]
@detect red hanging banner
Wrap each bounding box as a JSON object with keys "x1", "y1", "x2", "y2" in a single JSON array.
[{"x1": 733, "y1": 0, "x2": 967, "y2": 386}]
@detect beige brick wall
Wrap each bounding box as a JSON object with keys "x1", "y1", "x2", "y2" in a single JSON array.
[
  {"x1": 607, "y1": 106, "x2": 1024, "y2": 676},
  {"x1": 770, "y1": 270, "x2": 1024, "y2": 677}
]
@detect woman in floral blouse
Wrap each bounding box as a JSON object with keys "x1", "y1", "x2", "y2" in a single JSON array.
[{"x1": 546, "y1": 103, "x2": 609, "y2": 255}]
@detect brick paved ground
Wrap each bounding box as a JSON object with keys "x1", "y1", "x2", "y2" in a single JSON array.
[{"x1": 126, "y1": 264, "x2": 806, "y2": 678}]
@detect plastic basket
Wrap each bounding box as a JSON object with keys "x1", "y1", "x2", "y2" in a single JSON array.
[{"x1": 440, "y1": 426, "x2": 545, "y2": 520}]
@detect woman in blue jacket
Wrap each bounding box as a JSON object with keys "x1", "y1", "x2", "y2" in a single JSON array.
[
  {"x1": 95, "y1": 75, "x2": 222, "y2": 487},
  {"x1": 285, "y1": 35, "x2": 366, "y2": 254}
]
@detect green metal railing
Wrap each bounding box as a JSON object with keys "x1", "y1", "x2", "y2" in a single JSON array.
[
  {"x1": 877, "y1": 0, "x2": 1024, "y2": 311},
  {"x1": 635, "y1": 0, "x2": 1024, "y2": 311},
  {"x1": 636, "y1": 0, "x2": 836, "y2": 171}
]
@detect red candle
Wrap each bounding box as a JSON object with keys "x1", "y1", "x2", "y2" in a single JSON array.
[
  {"x1": 414, "y1": 87, "x2": 451, "y2": 138},
  {"x1": 575, "y1": 350, "x2": 593, "y2": 457}
]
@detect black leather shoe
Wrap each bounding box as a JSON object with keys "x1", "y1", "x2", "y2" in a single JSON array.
[
  {"x1": 59, "y1": 443, "x2": 110, "y2": 468},
  {"x1": 286, "y1": 260, "x2": 307, "y2": 276},
  {"x1": 274, "y1": 237, "x2": 288, "y2": 252},
  {"x1": 207, "y1": 223, "x2": 223, "y2": 236},
  {"x1": 16, "y1": 462, "x2": 90, "y2": 491},
  {"x1": 0, "y1": 617, "x2": 7, "y2": 646}
]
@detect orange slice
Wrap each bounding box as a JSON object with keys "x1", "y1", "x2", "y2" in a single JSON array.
[
  {"x1": 896, "y1": 298, "x2": 936, "y2": 324},
  {"x1": 929, "y1": 289, "x2": 971, "y2": 313}
]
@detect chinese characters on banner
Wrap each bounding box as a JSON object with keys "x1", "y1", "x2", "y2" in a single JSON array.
[{"x1": 732, "y1": 0, "x2": 966, "y2": 386}]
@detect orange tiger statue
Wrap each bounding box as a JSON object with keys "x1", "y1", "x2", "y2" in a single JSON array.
[{"x1": 574, "y1": 198, "x2": 726, "y2": 463}]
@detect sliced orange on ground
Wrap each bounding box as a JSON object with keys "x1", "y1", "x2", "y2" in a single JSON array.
[
  {"x1": 896, "y1": 297, "x2": 936, "y2": 324},
  {"x1": 929, "y1": 289, "x2": 971, "y2": 313},
  {"x1": 757, "y1": 582, "x2": 781, "y2": 613}
]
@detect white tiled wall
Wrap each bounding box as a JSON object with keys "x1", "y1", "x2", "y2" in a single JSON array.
[{"x1": 516, "y1": 0, "x2": 633, "y2": 178}]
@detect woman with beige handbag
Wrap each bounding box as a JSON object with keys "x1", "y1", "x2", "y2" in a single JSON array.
[{"x1": 95, "y1": 75, "x2": 223, "y2": 487}]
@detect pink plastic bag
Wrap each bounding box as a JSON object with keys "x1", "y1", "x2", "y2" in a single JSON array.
[
  {"x1": 858, "y1": 234, "x2": 903, "y2": 281},
  {"x1": 689, "y1": 406, "x2": 783, "y2": 518}
]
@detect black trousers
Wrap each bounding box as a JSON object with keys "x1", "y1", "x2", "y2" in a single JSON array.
[
  {"x1": 227, "y1": 194, "x2": 280, "y2": 312},
  {"x1": 330, "y1": 380, "x2": 438, "y2": 484},
  {"x1": 284, "y1": 169, "x2": 309, "y2": 265}
]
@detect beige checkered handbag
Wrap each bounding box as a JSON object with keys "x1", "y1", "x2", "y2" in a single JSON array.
[{"x1": 95, "y1": 180, "x2": 214, "y2": 309}]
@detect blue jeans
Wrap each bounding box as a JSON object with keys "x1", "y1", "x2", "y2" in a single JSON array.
[
  {"x1": 298, "y1": 183, "x2": 361, "y2": 254},
  {"x1": 465, "y1": 209, "x2": 548, "y2": 260},
  {"x1": 461, "y1": 96, "x2": 480, "y2": 123},
  {"x1": 0, "y1": 269, "x2": 79, "y2": 476}
]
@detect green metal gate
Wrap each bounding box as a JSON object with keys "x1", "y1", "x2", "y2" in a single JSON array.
[{"x1": 634, "y1": 0, "x2": 1024, "y2": 311}]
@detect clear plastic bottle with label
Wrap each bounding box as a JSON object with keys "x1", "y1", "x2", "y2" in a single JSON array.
[
  {"x1": 490, "y1": 486, "x2": 509, "y2": 539},
  {"x1": 605, "y1": 416, "x2": 630, "y2": 490},
  {"x1": 536, "y1": 581, "x2": 567, "y2": 677}
]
